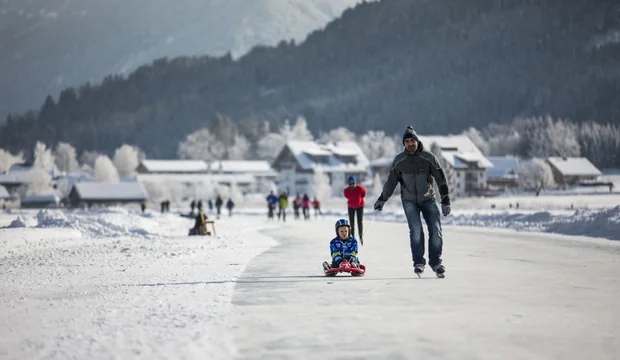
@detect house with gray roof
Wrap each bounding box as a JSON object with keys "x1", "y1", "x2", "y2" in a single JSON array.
[
  {"x1": 420, "y1": 135, "x2": 493, "y2": 197},
  {"x1": 486, "y1": 156, "x2": 521, "y2": 190},
  {"x1": 136, "y1": 160, "x2": 209, "y2": 174},
  {"x1": 68, "y1": 182, "x2": 148, "y2": 208},
  {"x1": 271, "y1": 140, "x2": 370, "y2": 196},
  {"x1": 546, "y1": 157, "x2": 602, "y2": 186}
]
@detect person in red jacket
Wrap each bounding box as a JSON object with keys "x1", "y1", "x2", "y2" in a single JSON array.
[{"x1": 343, "y1": 175, "x2": 366, "y2": 244}]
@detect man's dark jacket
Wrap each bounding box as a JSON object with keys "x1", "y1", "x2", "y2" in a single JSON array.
[{"x1": 378, "y1": 141, "x2": 450, "y2": 205}]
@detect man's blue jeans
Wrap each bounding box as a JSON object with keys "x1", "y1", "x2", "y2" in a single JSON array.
[{"x1": 402, "y1": 199, "x2": 443, "y2": 268}]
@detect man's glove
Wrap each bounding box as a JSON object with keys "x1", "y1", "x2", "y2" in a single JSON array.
[
  {"x1": 441, "y1": 204, "x2": 451, "y2": 216},
  {"x1": 374, "y1": 198, "x2": 385, "y2": 211}
]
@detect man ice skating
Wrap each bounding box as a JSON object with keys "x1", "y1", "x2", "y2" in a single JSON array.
[
  {"x1": 373, "y1": 126, "x2": 451, "y2": 278},
  {"x1": 323, "y1": 219, "x2": 360, "y2": 270},
  {"x1": 343, "y1": 176, "x2": 366, "y2": 244}
]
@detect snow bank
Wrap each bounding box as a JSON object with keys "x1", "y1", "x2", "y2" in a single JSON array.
[
  {"x1": 33, "y1": 207, "x2": 191, "y2": 239},
  {"x1": 0, "y1": 209, "x2": 280, "y2": 359},
  {"x1": 546, "y1": 206, "x2": 620, "y2": 239},
  {"x1": 383, "y1": 206, "x2": 620, "y2": 241},
  {"x1": 231, "y1": 206, "x2": 620, "y2": 241},
  {"x1": 7, "y1": 215, "x2": 28, "y2": 228}
]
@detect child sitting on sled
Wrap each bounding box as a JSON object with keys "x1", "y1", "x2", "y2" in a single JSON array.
[{"x1": 323, "y1": 219, "x2": 360, "y2": 270}]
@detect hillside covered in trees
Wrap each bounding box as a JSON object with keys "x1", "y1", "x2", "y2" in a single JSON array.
[{"x1": 1, "y1": 0, "x2": 619, "y2": 159}]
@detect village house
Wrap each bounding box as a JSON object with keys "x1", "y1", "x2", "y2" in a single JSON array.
[
  {"x1": 546, "y1": 157, "x2": 602, "y2": 187},
  {"x1": 369, "y1": 135, "x2": 492, "y2": 197},
  {"x1": 68, "y1": 182, "x2": 148, "y2": 208},
  {"x1": 486, "y1": 156, "x2": 520, "y2": 190},
  {"x1": 420, "y1": 135, "x2": 493, "y2": 197},
  {"x1": 207, "y1": 160, "x2": 278, "y2": 193},
  {"x1": 0, "y1": 162, "x2": 64, "y2": 199},
  {"x1": 136, "y1": 159, "x2": 276, "y2": 196},
  {"x1": 20, "y1": 194, "x2": 62, "y2": 209},
  {"x1": 136, "y1": 160, "x2": 209, "y2": 174},
  {"x1": 271, "y1": 140, "x2": 370, "y2": 196}
]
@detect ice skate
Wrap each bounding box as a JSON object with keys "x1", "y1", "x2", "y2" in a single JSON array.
[
  {"x1": 414, "y1": 264, "x2": 425, "y2": 278},
  {"x1": 432, "y1": 264, "x2": 445, "y2": 278}
]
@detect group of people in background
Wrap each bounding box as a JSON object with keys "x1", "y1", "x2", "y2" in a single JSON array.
[
  {"x1": 264, "y1": 174, "x2": 367, "y2": 233},
  {"x1": 266, "y1": 190, "x2": 323, "y2": 222},
  {"x1": 189, "y1": 195, "x2": 235, "y2": 218}
]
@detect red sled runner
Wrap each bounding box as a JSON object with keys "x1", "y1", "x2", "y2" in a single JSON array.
[{"x1": 323, "y1": 260, "x2": 366, "y2": 276}]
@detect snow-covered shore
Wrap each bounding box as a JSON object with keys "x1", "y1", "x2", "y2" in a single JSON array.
[
  {"x1": 230, "y1": 205, "x2": 620, "y2": 241},
  {"x1": 0, "y1": 208, "x2": 278, "y2": 359}
]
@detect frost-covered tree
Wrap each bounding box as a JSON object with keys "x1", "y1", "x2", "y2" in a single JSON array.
[
  {"x1": 226, "y1": 134, "x2": 251, "y2": 160},
  {"x1": 0, "y1": 149, "x2": 23, "y2": 173},
  {"x1": 488, "y1": 130, "x2": 521, "y2": 156},
  {"x1": 143, "y1": 181, "x2": 185, "y2": 204},
  {"x1": 256, "y1": 133, "x2": 286, "y2": 162},
  {"x1": 319, "y1": 127, "x2": 357, "y2": 143},
  {"x1": 211, "y1": 114, "x2": 238, "y2": 145},
  {"x1": 528, "y1": 117, "x2": 580, "y2": 158},
  {"x1": 229, "y1": 181, "x2": 244, "y2": 205},
  {"x1": 313, "y1": 167, "x2": 332, "y2": 204},
  {"x1": 188, "y1": 180, "x2": 216, "y2": 201},
  {"x1": 463, "y1": 127, "x2": 490, "y2": 155},
  {"x1": 27, "y1": 142, "x2": 54, "y2": 195},
  {"x1": 578, "y1": 122, "x2": 620, "y2": 169},
  {"x1": 518, "y1": 158, "x2": 555, "y2": 195},
  {"x1": 34, "y1": 142, "x2": 55, "y2": 172},
  {"x1": 79, "y1": 151, "x2": 102, "y2": 170},
  {"x1": 142, "y1": 182, "x2": 166, "y2": 203},
  {"x1": 54, "y1": 142, "x2": 79, "y2": 173},
  {"x1": 113, "y1": 144, "x2": 140, "y2": 178},
  {"x1": 372, "y1": 172, "x2": 383, "y2": 196},
  {"x1": 94, "y1": 155, "x2": 119, "y2": 183},
  {"x1": 359, "y1": 130, "x2": 398, "y2": 160},
  {"x1": 177, "y1": 128, "x2": 226, "y2": 161},
  {"x1": 280, "y1": 116, "x2": 314, "y2": 141}
]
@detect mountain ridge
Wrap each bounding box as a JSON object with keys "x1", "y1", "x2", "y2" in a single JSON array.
[
  {"x1": 0, "y1": 0, "x2": 364, "y2": 118},
  {"x1": 1, "y1": 0, "x2": 618, "y2": 159}
]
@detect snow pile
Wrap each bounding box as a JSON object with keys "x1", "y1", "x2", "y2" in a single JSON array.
[
  {"x1": 231, "y1": 205, "x2": 620, "y2": 241},
  {"x1": 6, "y1": 215, "x2": 29, "y2": 228},
  {"x1": 547, "y1": 206, "x2": 620, "y2": 239},
  {"x1": 0, "y1": 209, "x2": 279, "y2": 359},
  {"x1": 34, "y1": 208, "x2": 189, "y2": 239}
]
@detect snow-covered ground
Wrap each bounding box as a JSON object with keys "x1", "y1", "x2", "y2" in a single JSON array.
[
  {"x1": 0, "y1": 208, "x2": 278, "y2": 359},
  {"x1": 1, "y1": 203, "x2": 619, "y2": 359}
]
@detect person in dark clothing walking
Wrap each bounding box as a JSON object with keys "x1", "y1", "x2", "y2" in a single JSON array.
[
  {"x1": 293, "y1": 194, "x2": 301, "y2": 219},
  {"x1": 373, "y1": 126, "x2": 451, "y2": 278},
  {"x1": 215, "y1": 195, "x2": 223, "y2": 218},
  {"x1": 226, "y1": 198, "x2": 235, "y2": 216},
  {"x1": 266, "y1": 191, "x2": 278, "y2": 219},
  {"x1": 343, "y1": 176, "x2": 366, "y2": 244}
]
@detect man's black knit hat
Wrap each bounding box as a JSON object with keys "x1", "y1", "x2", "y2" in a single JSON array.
[{"x1": 402, "y1": 126, "x2": 419, "y2": 145}]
